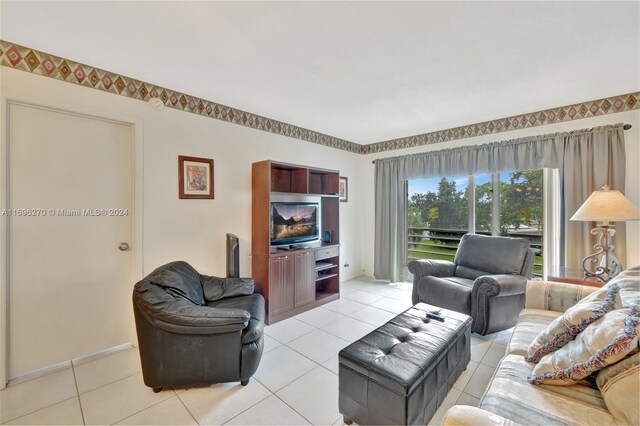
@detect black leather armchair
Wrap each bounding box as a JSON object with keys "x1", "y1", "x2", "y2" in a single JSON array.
[
  {"x1": 133, "y1": 261, "x2": 264, "y2": 392},
  {"x1": 408, "y1": 234, "x2": 534, "y2": 335}
]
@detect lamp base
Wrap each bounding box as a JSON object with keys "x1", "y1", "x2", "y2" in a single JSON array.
[{"x1": 581, "y1": 225, "x2": 621, "y2": 282}]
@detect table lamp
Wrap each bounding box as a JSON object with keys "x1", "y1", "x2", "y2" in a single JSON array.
[{"x1": 570, "y1": 184, "x2": 640, "y2": 281}]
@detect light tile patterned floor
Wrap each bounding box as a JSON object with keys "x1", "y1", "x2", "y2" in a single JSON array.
[{"x1": 0, "y1": 277, "x2": 510, "y2": 425}]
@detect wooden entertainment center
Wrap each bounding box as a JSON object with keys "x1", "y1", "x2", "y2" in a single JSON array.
[{"x1": 252, "y1": 160, "x2": 341, "y2": 324}]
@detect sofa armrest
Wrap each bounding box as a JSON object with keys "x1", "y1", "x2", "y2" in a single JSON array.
[
  {"x1": 443, "y1": 406, "x2": 515, "y2": 426},
  {"x1": 407, "y1": 259, "x2": 456, "y2": 282},
  {"x1": 201, "y1": 275, "x2": 255, "y2": 302},
  {"x1": 525, "y1": 280, "x2": 599, "y2": 312}
]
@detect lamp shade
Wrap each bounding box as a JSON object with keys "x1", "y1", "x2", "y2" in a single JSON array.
[{"x1": 571, "y1": 185, "x2": 640, "y2": 222}]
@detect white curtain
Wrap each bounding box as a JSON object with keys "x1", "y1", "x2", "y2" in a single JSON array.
[{"x1": 374, "y1": 124, "x2": 626, "y2": 282}]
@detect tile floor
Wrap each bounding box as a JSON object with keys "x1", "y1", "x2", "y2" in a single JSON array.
[{"x1": 0, "y1": 277, "x2": 511, "y2": 425}]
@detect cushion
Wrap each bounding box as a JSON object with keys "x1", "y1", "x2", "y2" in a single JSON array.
[
  {"x1": 525, "y1": 280, "x2": 599, "y2": 312},
  {"x1": 203, "y1": 276, "x2": 255, "y2": 302},
  {"x1": 596, "y1": 352, "x2": 640, "y2": 425},
  {"x1": 455, "y1": 265, "x2": 489, "y2": 281},
  {"x1": 525, "y1": 283, "x2": 622, "y2": 363},
  {"x1": 603, "y1": 265, "x2": 640, "y2": 308},
  {"x1": 480, "y1": 355, "x2": 615, "y2": 425},
  {"x1": 508, "y1": 309, "x2": 562, "y2": 356},
  {"x1": 147, "y1": 261, "x2": 205, "y2": 305},
  {"x1": 529, "y1": 305, "x2": 640, "y2": 385},
  {"x1": 454, "y1": 233, "x2": 529, "y2": 275},
  {"x1": 417, "y1": 275, "x2": 473, "y2": 314}
]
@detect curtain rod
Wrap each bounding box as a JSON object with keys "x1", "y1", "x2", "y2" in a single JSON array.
[{"x1": 371, "y1": 123, "x2": 633, "y2": 164}]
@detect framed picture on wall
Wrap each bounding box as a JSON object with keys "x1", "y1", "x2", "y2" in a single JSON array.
[
  {"x1": 339, "y1": 176, "x2": 348, "y2": 202},
  {"x1": 178, "y1": 155, "x2": 214, "y2": 199}
]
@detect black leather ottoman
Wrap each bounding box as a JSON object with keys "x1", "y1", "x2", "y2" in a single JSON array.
[{"x1": 338, "y1": 303, "x2": 472, "y2": 425}]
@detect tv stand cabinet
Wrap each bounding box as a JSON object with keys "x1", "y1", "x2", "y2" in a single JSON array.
[{"x1": 252, "y1": 161, "x2": 340, "y2": 325}]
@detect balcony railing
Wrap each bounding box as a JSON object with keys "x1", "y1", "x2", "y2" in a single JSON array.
[{"x1": 407, "y1": 227, "x2": 543, "y2": 277}]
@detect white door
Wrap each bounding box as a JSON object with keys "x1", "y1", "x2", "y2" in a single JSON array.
[{"x1": 7, "y1": 103, "x2": 134, "y2": 379}]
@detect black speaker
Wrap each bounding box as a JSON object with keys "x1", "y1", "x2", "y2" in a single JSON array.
[
  {"x1": 226, "y1": 233, "x2": 239, "y2": 278},
  {"x1": 323, "y1": 230, "x2": 332, "y2": 244}
]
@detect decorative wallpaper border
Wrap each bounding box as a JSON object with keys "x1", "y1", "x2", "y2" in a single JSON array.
[
  {"x1": 365, "y1": 93, "x2": 639, "y2": 154},
  {"x1": 0, "y1": 40, "x2": 637, "y2": 155},
  {"x1": 0, "y1": 40, "x2": 363, "y2": 154}
]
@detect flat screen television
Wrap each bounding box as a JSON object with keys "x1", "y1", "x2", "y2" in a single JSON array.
[{"x1": 270, "y1": 202, "x2": 320, "y2": 246}]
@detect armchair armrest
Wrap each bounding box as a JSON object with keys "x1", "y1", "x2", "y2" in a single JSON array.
[
  {"x1": 471, "y1": 274, "x2": 527, "y2": 335},
  {"x1": 139, "y1": 299, "x2": 250, "y2": 335},
  {"x1": 472, "y1": 275, "x2": 528, "y2": 299},
  {"x1": 408, "y1": 259, "x2": 457, "y2": 305},
  {"x1": 407, "y1": 259, "x2": 456, "y2": 282},
  {"x1": 201, "y1": 275, "x2": 255, "y2": 302},
  {"x1": 443, "y1": 406, "x2": 515, "y2": 426},
  {"x1": 525, "y1": 280, "x2": 599, "y2": 312}
]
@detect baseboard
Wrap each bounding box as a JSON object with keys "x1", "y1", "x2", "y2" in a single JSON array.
[
  {"x1": 71, "y1": 342, "x2": 135, "y2": 366},
  {"x1": 8, "y1": 342, "x2": 135, "y2": 385},
  {"x1": 8, "y1": 360, "x2": 72, "y2": 385}
]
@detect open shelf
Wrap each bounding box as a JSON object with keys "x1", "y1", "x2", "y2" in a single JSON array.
[
  {"x1": 309, "y1": 168, "x2": 339, "y2": 195},
  {"x1": 268, "y1": 163, "x2": 339, "y2": 195},
  {"x1": 315, "y1": 273, "x2": 338, "y2": 282},
  {"x1": 315, "y1": 262, "x2": 337, "y2": 272},
  {"x1": 271, "y1": 163, "x2": 308, "y2": 193}
]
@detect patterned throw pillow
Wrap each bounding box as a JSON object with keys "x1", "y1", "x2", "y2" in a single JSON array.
[
  {"x1": 596, "y1": 353, "x2": 640, "y2": 425},
  {"x1": 528, "y1": 305, "x2": 640, "y2": 386},
  {"x1": 526, "y1": 284, "x2": 622, "y2": 363},
  {"x1": 603, "y1": 265, "x2": 640, "y2": 308}
]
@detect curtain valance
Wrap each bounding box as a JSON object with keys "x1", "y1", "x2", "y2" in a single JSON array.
[
  {"x1": 374, "y1": 124, "x2": 626, "y2": 282},
  {"x1": 374, "y1": 125, "x2": 623, "y2": 180}
]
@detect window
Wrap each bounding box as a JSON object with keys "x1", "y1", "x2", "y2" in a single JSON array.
[
  {"x1": 408, "y1": 176, "x2": 470, "y2": 231},
  {"x1": 474, "y1": 173, "x2": 493, "y2": 233},
  {"x1": 408, "y1": 176, "x2": 470, "y2": 262},
  {"x1": 408, "y1": 170, "x2": 544, "y2": 277}
]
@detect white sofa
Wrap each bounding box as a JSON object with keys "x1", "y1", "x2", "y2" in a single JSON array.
[{"x1": 443, "y1": 266, "x2": 640, "y2": 426}]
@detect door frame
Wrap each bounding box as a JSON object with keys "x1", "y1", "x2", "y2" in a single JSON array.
[{"x1": 0, "y1": 98, "x2": 144, "y2": 389}]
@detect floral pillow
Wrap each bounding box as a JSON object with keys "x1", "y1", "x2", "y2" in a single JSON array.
[
  {"x1": 526, "y1": 284, "x2": 622, "y2": 363},
  {"x1": 528, "y1": 305, "x2": 640, "y2": 386}
]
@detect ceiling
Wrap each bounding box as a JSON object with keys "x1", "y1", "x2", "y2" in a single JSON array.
[{"x1": 1, "y1": 1, "x2": 638, "y2": 145}]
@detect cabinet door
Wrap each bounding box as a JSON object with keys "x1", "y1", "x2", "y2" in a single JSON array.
[
  {"x1": 269, "y1": 256, "x2": 294, "y2": 316},
  {"x1": 294, "y1": 251, "x2": 316, "y2": 308}
]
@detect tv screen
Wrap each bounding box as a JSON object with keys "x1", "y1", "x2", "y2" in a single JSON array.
[{"x1": 271, "y1": 202, "x2": 319, "y2": 246}]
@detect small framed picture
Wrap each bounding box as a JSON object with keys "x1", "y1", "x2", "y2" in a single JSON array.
[
  {"x1": 339, "y1": 176, "x2": 348, "y2": 202},
  {"x1": 178, "y1": 155, "x2": 214, "y2": 199}
]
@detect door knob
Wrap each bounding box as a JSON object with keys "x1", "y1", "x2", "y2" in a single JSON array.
[{"x1": 118, "y1": 242, "x2": 130, "y2": 251}]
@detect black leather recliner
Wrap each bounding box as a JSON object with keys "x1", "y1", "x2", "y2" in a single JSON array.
[
  {"x1": 408, "y1": 233, "x2": 534, "y2": 335},
  {"x1": 132, "y1": 261, "x2": 264, "y2": 392}
]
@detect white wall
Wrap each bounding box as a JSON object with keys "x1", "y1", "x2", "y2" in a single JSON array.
[
  {"x1": 1, "y1": 67, "x2": 368, "y2": 384},
  {"x1": 360, "y1": 110, "x2": 640, "y2": 278},
  {"x1": 0, "y1": 67, "x2": 365, "y2": 280}
]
